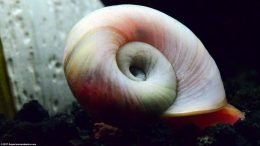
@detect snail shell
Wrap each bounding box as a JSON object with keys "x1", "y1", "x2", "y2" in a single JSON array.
[{"x1": 64, "y1": 5, "x2": 241, "y2": 125}]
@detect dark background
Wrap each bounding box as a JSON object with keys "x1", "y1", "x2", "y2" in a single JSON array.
[{"x1": 102, "y1": 0, "x2": 260, "y2": 78}]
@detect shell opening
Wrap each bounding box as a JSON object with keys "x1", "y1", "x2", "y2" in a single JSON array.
[
  {"x1": 129, "y1": 65, "x2": 146, "y2": 81},
  {"x1": 116, "y1": 41, "x2": 155, "y2": 82}
]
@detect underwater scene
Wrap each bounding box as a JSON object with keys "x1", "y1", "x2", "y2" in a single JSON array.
[{"x1": 0, "y1": 0, "x2": 259, "y2": 146}]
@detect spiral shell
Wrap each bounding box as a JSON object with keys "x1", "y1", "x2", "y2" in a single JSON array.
[{"x1": 64, "y1": 5, "x2": 227, "y2": 123}]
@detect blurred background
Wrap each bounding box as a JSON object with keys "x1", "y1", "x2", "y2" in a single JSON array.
[{"x1": 0, "y1": 0, "x2": 259, "y2": 118}]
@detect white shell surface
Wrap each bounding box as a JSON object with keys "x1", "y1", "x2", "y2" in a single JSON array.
[{"x1": 65, "y1": 5, "x2": 226, "y2": 116}]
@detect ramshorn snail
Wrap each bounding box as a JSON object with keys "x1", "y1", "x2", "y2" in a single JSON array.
[{"x1": 63, "y1": 5, "x2": 244, "y2": 128}]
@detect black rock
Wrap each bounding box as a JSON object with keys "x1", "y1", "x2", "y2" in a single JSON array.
[
  {"x1": 0, "y1": 114, "x2": 15, "y2": 138},
  {"x1": 15, "y1": 100, "x2": 49, "y2": 123},
  {"x1": 40, "y1": 114, "x2": 79, "y2": 146},
  {"x1": 1, "y1": 122, "x2": 42, "y2": 144},
  {"x1": 234, "y1": 111, "x2": 260, "y2": 146},
  {"x1": 71, "y1": 102, "x2": 93, "y2": 130}
]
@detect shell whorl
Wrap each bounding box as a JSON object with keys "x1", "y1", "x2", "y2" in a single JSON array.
[{"x1": 64, "y1": 5, "x2": 226, "y2": 121}]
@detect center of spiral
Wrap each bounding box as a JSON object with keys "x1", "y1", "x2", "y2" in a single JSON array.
[
  {"x1": 115, "y1": 41, "x2": 177, "y2": 116},
  {"x1": 129, "y1": 65, "x2": 146, "y2": 81}
]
